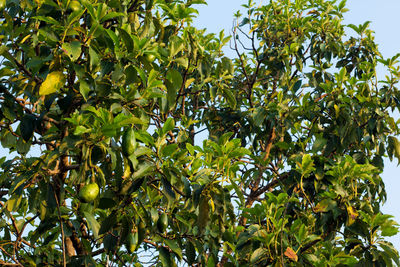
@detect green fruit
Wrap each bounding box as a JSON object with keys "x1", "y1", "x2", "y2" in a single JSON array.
[
  {"x1": 126, "y1": 232, "x2": 138, "y2": 253},
  {"x1": 68, "y1": 0, "x2": 81, "y2": 12},
  {"x1": 79, "y1": 183, "x2": 99, "y2": 203},
  {"x1": 145, "y1": 53, "x2": 156, "y2": 63},
  {"x1": 122, "y1": 128, "x2": 137, "y2": 156},
  {"x1": 137, "y1": 220, "x2": 146, "y2": 244},
  {"x1": 157, "y1": 213, "x2": 168, "y2": 233}
]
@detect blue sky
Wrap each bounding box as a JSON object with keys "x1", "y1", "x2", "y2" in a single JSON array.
[{"x1": 193, "y1": 0, "x2": 400, "y2": 250}]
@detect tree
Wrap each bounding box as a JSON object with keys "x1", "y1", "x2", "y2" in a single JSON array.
[{"x1": 0, "y1": 0, "x2": 399, "y2": 265}]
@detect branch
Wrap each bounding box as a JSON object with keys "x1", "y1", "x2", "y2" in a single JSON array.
[
  {"x1": 0, "y1": 247, "x2": 23, "y2": 267},
  {"x1": 300, "y1": 237, "x2": 323, "y2": 254},
  {"x1": 0, "y1": 86, "x2": 61, "y2": 128},
  {"x1": 232, "y1": 23, "x2": 251, "y2": 91},
  {"x1": 255, "y1": 172, "x2": 290, "y2": 196},
  {"x1": 9, "y1": 52, "x2": 42, "y2": 84},
  {"x1": 0, "y1": 87, "x2": 34, "y2": 115},
  {"x1": 0, "y1": 190, "x2": 8, "y2": 197},
  {"x1": 53, "y1": 185, "x2": 66, "y2": 267},
  {"x1": 263, "y1": 126, "x2": 276, "y2": 161},
  {"x1": 0, "y1": 202, "x2": 21, "y2": 238},
  {"x1": 0, "y1": 260, "x2": 22, "y2": 266}
]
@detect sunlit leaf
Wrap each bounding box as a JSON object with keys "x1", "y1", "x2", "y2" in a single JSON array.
[
  {"x1": 39, "y1": 72, "x2": 65, "y2": 96},
  {"x1": 62, "y1": 41, "x2": 82, "y2": 61}
]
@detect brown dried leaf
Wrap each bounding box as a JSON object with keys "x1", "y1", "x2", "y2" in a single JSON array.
[{"x1": 284, "y1": 247, "x2": 298, "y2": 262}]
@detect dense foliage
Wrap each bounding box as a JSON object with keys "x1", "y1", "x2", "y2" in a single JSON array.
[{"x1": 0, "y1": 0, "x2": 399, "y2": 266}]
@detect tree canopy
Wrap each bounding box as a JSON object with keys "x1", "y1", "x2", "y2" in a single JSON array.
[{"x1": 0, "y1": 0, "x2": 399, "y2": 266}]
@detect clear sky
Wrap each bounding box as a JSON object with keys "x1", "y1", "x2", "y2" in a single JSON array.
[{"x1": 193, "y1": 0, "x2": 400, "y2": 251}]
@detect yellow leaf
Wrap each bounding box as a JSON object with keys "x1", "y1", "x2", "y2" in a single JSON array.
[
  {"x1": 284, "y1": 247, "x2": 298, "y2": 262},
  {"x1": 185, "y1": 78, "x2": 195, "y2": 88},
  {"x1": 39, "y1": 71, "x2": 65, "y2": 96},
  {"x1": 209, "y1": 198, "x2": 215, "y2": 212},
  {"x1": 20, "y1": 34, "x2": 31, "y2": 44},
  {"x1": 334, "y1": 104, "x2": 340, "y2": 118},
  {"x1": 346, "y1": 205, "x2": 359, "y2": 226}
]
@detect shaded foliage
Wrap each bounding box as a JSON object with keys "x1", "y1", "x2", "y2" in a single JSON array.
[{"x1": 0, "y1": 0, "x2": 399, "y2": 266}]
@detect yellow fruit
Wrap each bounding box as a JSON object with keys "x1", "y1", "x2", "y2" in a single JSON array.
[{"x1": 79, "y1": 183, "x2": 99, "y2": 203}]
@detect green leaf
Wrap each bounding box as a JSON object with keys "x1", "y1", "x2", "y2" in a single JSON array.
[
  {"x1": 164, "y1": 239, "x2": 182, "y2": 260},
  {"x1": 119, "y1": 28, "x2": 134, "y2": 52},
  {"x1": 182, "y1": 177, "x2": 191, "y2": 198},
  {"x1": 98, "y1": 198, "x2": 117, "y2": 210},
  {"x1": 207, "y1": 254, "x2": 216, "y2": 267},
  {"x1": 221, "y1": 57, "x2": 234, "y2": 74},
  {"x1": 292, "y1": 80, "x2": 302, "y2": 92},
  {"x1": 388, "y1": 136, "x2": 400, "y2": 164},
  {"x1": 161, "y1": 143, "x2": 178, "y2": 157},
  {"x1": 314, "y1": 199, "x2": 337, "y2": 213},
  {"x1": 74, "y1": 125, "x2": 91, "y2": 135},
  {"x1": 99, "y1": 212, "x2": 117, "y2": 235},
  {"x1": 79, "y1": 80, "x2": 91, "y2": 101},
  {"x1": 125, "y1": 65, "x2": 138, "y2": 85},
  {"x1": 67, "y1": 9, "x2": 86, "y2": 25},
  {"x1": 162, "y1": 118, "x2": 175, "y2": 135},
  {"x1": 134, "y1": 66, "x2": 147, "y2": 86},
  {"x1": 132, "y1": 163, "x2": 155, "y2": 180},
  {"x1": 6, "y1": 194, "x2": 22, "y2": 212},
  {"x1": 100, "y1": 12, "x2": 125, "y2": 23},
  {"x1": 222, "y1": 87, "x2": 237, "y2": 109},
  {"x1": 126, "y1": 177, "x2": 145, "y2": 195},
  {"x1": 83, "y1": 211, "x2": 100, "y2": 239},
  {"x1": 158, "y1": 246, "x2": 172, "y2": 267},
  {"x1": 161, "y1": 177, "x2": 176, "y2": 202},
  {"x1": 10, "y1": 176, "x2": 28, "y2": 194},
  {"x1": 33, "y1": 16, "x2": 60, "y2": 25},
  {"x1": 239, "y1": 17, "x2": 250, "y2": 27},
  {"x1": 252, "y1": 107, "x2": 267, "y2": 126},
  {"x1": 298, "y1": 154, "x2": 315, "y2": 176},
  {"x1": 89, "y1": 47, "x2": 100, "y2": 69},
  {"x1": 381, "y1": 224, "x2": 399, "y2": 237},
  {"x1": 166, "y1": 69, "x2": 182, "y2": 108},
  {"x1": 16, "y1": 138, "x2": 30, "y2": 154},
  {"x1": 62, "y1": 41, "x2": 82, "y2": 61},
  {"x1": 312, "y1": 136, "x2": 327, "y2": 152},
  {"x1": 39, "y1": 72, "x2": 65, "y2": 96},
  {"x1": 303, "y1": 253, "x2": 319, "y2": 263},
  {"x1": 250, "y1": 247, "x2": 267, "y2": 264},
  {"x1": 378, "y1": 241, "x2": 400, "y2": 265},
  {"x1": 169, "y1": 36, "x2": 184, "y2": 58},
  {"x1": 230, "y1": 182, "x2": 245, "y2": 206},
  {"x1": 103, "y1": 233, "x2": 118, "y2": 252},
  {"x1": 185, "y1": 241, "x2": 196, "y2": 265},
  {"x1": 174, "y1": 57, "x2": 188, "y2": 68},
  {"x1": 106, "y1": 29, "x2": 120, "y2": 51},
  {"x1": 20, "y1": 114, "x2": 36, "y2": 141}
]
